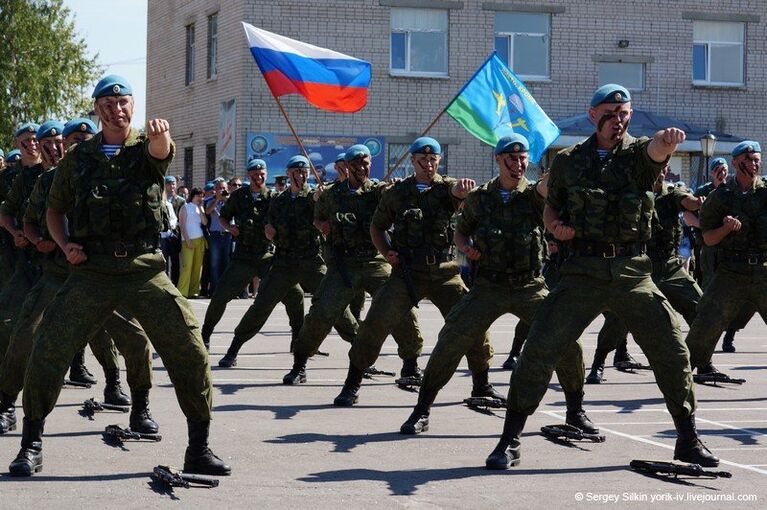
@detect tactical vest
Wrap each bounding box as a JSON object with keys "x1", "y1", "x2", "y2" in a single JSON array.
[
  {"x1": 272, "y1": 190, "x2": 320, "y2": 257},
  {"x1": 647, "y1": 186, "x2": 682, "y2": 260},
  {"x1": 329, "y1": 182, "x2": 380, "y2": 254},
  {"x1": 472, "y1": 182, "x2": 544, "y2": 273},
  {"x1": 391, "y1": 178, "x2": 455, "y2": 252},
  {"x1": 70, "y1": 141, "x2": 163, "y2": 242},
  {"x1": 228, "y1": 187, "x2": 271, "y2": 252},
  {"x1": 716, "y1": 184, "x2": 767, "y2": 252},
  {"x1": 563, "y1": 145, "x2": 654, "y2": 243}
]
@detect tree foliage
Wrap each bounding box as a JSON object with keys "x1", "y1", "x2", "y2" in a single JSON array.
[{"x1": 0, "y1": 0, "x2": 103, "y2": 149}]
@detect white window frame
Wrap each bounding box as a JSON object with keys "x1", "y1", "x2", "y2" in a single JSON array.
[
  {"x1": 495, "y1": 13, "x2": 550, "y2": 81},
  {"x1": 597, "y1": 62, "x2": 645, "y2": 91},
  {"x1": 207, "y1": 13, "x2": 218, "y2": 79},
  {"x1": 389, "y1": 8, "x2": 449, "y2": 78},
  {"x1": 692, "y1": 22, "x2": 745, "y2": 87},
  {"x1": 185, "y1": 24, "x2": 196, "y2": 86}
]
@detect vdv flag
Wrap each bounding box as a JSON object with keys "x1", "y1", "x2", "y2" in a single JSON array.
[
  {"x1": 242, "y1": 22, "x2": 371, "y2": 113},
  {"x1": 446, "y1": 53, "x2": 560, "y2": 163}
]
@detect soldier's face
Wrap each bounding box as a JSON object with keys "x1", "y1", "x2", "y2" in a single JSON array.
[
  {"x1": 40, "y1": 135, "x2": 65, "y2": 168},
  {"x1": 710, "y1": 164, "x2": 728, "y2": 183},
  {"x1": 95, "y1": 95, "x2": 133, "y2": 129},
  {"x1": 249, "y1": 169, "x2": 267, "y2": 189},
  {"x1": 347, "y1": 155, "x2": 371, "y2": 187},
  {"x1": 287, "y1": 168, "x2": 307, "y2": 189},
  {"x1": 589, "y1": 103, "x2": 632, "y2": 142},
  {"x1": 411, "y1": 153, "x2": 441, "y2": 182},
  {"x1": 734, "y1": 152, "x2": 761, "y2": 179},
  {"x1": 165, "y1": 181, "x2": 177, "y2": 195},
  {"x1": 65, "y1": 132, "x2": 94, "y2": 149},
  {"x1": 496, "y1": 152, "x2": 527, "y2": 181},
  {"x1": 16, "y1": 132, "x2": 40, "y2": 160}
]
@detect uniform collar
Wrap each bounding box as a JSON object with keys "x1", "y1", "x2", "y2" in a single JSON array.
[
  {"x1": 726, "y1": 176, "x2": 764, "y2": 193},
  {"x1": 289, "y1": 184, "x2": 311, "y2": 197},
  {"x1": 488, "y1": 175, "x2": 528, "y2": 193},
  {"x1": 585, "y1": 132, "x2": 637, "y2": 156}
]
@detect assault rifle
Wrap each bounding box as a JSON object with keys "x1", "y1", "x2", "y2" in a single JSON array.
[
  {"x1": 630, "y1": 459, "x2": 731, "y2": 479},
  {"x1": 463, "y1": 396, "x2": 506, "y2": 411},
  {"x1": 152, "y1": 465, "x2": 219, "y2": 488},
  {"x1": 104, "y1": 424, "x2": 162, "y2": 442},
  {"x1": 81, "y1": 398, "x2": 129, "y2": 417},
  {"x1": 63, "y1": 379, "x2": 91, "y2": 389},
  {"x1": 693, "y1": 373, "x2": 746, "y2": 385},
  {"x1": 541, "y1": 424, "x2": 606, "y2": 443},
  {"x1": 363, "y1": 366, "x2": 396, "y2": 379}
]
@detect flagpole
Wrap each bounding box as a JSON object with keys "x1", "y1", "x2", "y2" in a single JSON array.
[
  {"x1": 382, "y1": 52, "x2": 498, "y2": 182},
  {"x1": 272, "y1": 95, "x2": 325, "y2": 188}
]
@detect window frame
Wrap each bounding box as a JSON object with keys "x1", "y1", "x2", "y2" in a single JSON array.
[
  {"x1": 692, "y1": 22, "x2": 745, "y2": 87},
  {"x1": 205, "y1": 144, "x2": 217, "y2": 182},
  {"x1": 389, "y1": 8, "x2": 449, "y2": 78},
  {"x1": 494, "y1": 12, "x2": 551, "y2": 81},
  {"x1": 183, "y1": 147, "x2": 194, "y2": 186},
  {"x1": 207, "y1": 13, "x2": 218, "y2": 80},
  {"x1": 185, "y1": 23, "x2": 196, "y2": 86},
  {"x1": 597, "y1": 61, "x2": 645, "y2": 92}
]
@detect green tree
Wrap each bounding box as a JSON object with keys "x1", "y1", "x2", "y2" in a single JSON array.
[{"x1": 0, "y1": 0, "x2": 103, "y2": 149}]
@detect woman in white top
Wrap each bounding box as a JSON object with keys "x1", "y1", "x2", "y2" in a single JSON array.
[{"x1": 176, "y1": 187, "x2": 208, "y2": 297}]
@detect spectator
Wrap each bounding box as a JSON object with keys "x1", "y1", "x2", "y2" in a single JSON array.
[
  {"x1": 161, "y1": 176, "x2": 186, "y2": 284},
  {"x1": 228, "y1": 177, "x2": 243, "y2": 193},
  {"x1": 177, "y1": 185, "x2": 189, "y2": 201},
  {"x1": 177, "y1": 187, "x2": 207, "y2": 298},
  {"x1": 204, "y1": 178, "x2": 233, "y2": 294}
]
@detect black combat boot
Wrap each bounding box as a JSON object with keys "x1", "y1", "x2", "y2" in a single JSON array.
[
  {"x1": 672, "y1": 413, "x2": 719, "y2": 467},
  {"x1": 103, "y1": 369, "x2": 131, "y2": 406},
  {"x1": 400, "y1": 388, "x2": 438, "y2": 435},
  {"x1": 486, "y1": 410, "x2": 527, "y2": 469},
  {"x1": 564, "y1": 390, "x2": 599, "y2": 434},
  {"x1": 722, "y1": 329, "x2": 736, "y2": 353},
  {"x1": 201, "y1": 324, "x2": 214, "y2": 351},
  {"x1": 612, "y1": 338, "x2": 638, "y2": 367},
  {"x1": 219, "y1": 337, "x2": 246, "y2": 368},
  {"x1": 471, "y1": 369, "x2": 506, "y2": 402},
  {"x1": 333, "y1": 365, "x2": 365, "y2": 407},
  {"x1": 183, "y1": 420, "x2": 232, "y2": 475},
  {"x1": 501, "y1": 354, "x2": 518, "y2": 371},
  {"x1": 69, "y1": 348, "x2": 97, "y2": 385},
  {"x1": 283, "y1": 354, "x2": 308, "y2": 385},
  {"x1": 129, "y1": 390, "x2": 159, "y2": 434},
  {"x1": 696, "y1": 362, "x2": 729, "y2": 381},
  {"x1": 585, "y1": 349, "x2": 609, "y2": 384},
  {"x1": 400, "y1": 358, "x2": 422, "y2": 380},
  {"x1": 9, "y1": 417, "x2": 44, "y2": 476},
  {"x1": 503, "y1": 330, "x2": 525, "y2": 370},
  {"x1": 0, "y1": 391, "x2": 17, "y2": 434}
]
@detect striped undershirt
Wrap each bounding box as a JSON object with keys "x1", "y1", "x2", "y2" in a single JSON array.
[
  {"x1": 596, "y1": 149, "x2": 610, "y2": 160},
  {"x1": 499, "y1": 190, "x2": 512, "y2": 203},
  {"x1": 415, "y1": 183, "x2": 431, "y2": 193},
  {"x1": 101, "y1": 144, "x2": 121, "y2": 159}
]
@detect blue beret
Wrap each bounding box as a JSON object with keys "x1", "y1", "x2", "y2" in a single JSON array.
[
  {"x1": 731, "y1": 140, "x2": 761, "y2": 158},
  {"x1": 409, "y1": 137, "x2": 441, "y2": 155},
  {"x1": 0, "y1": 149, "x2": 4, "y2": 158},
  {"x1": 15, "y1": 123, "x2": 40, "y2": 138},
  {"x1": 590, "y1": 84, "x2": 631, "y2": 107},
  {"x1": 495, "y1": 134, "x2": 529, "y2": 155},
  {"x1": 335, "y1": 152, "x2": 346, "y2": 163},
  {"x1": 204, "y1": 182, "x2": 215, "y2": 191},
  {"x1": 5, "y1": 149, "x2": 20, "y2": 162},
  {"x1": 92, "y1": 74, "x2": 133, "y2": 98},
  {"x1": 287, "y1": 155, "x2": 311, "y2": 169},
  {"x1": 708, "y1": 157, "x2": 727, "y2": 172},
  {"x1": 247, "y1": 158, "x2": 267, "y2": 171},
  {"x1": 37, "y1": 120, "x2": 65, "y2": 139},
  {"x1": 344, "y1": 144, "x2": 371, "y2": 161},
  {"x1": 63, "y1": 118, "x2": 98, "y2": 137},
  {"x1": 164, "y1": 176, "x2": 177, "y2": 184}
]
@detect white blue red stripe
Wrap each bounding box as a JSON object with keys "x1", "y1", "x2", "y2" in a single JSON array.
[{"x1": 242, "y1": 22, "x2": 371, "y2": 113}]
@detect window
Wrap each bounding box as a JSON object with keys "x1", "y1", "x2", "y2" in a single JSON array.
[
  {"x1": 206, "y1": 144, "x2": 216, "y2": 182},
  {"x1": 207, "y1": 14, "x2": 218, "y2": 79},
  {"x1": 185, "y1": 24, "x2": 196, "y2": 86},
  {"x1": 494, "y1": 12, "x2": 550, "y2": 80},
  {"x1": 693, "y1": 21, "x2": 744, "y2": 86},
  {"x1": 184, "y1": 147, "x2": 194, "y2": 186},
  {"x1": 598, "y1": 62, "x2": 644, "y2": 91},
  {"x1": 390, "y1": 8, "x2": 448, "y2": 77},
  {"x1": 387, "y1": 143, "x2": 448, "y2": 179}
]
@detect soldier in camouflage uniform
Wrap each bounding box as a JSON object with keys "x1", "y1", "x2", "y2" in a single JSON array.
[
  {"x1": 218, "y1": 156, "x2": 358, "y2": 367},
  {"x1": 687, "y1": 141, "x2": 767, "y2": 381},
  {"x1": 397, "y1": 135, "x2": 592, "y2": 434},
  {"x1": 486, "y1": 84, "x2": 717, "y2": 470},
  {"x1": 0, "y1": 149, "x2": 17, "y2": 289},
  {"x1": 585, "y1": 165, "x2": 705, "y2": 383},
  {"x1": 333, "y1": 137, "x2": 502, "y2": 407},
  {"x1": 7, "y1": 75, "x2": 229, "y2": 477},
  {"x1": 199, "y1": 158, "x2": 304, "y2": 351},
  {"x1": 284, "y1": 144, "x2": 424, "y2": 385}
]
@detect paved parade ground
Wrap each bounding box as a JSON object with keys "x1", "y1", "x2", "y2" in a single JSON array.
[{"x1": 2, "y1": 297, "x2": 765, "y2": 508}]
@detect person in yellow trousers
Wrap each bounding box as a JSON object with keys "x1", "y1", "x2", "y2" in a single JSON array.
[{"x1": 177, "y1": 187, "x2": 207, "y2": 297}]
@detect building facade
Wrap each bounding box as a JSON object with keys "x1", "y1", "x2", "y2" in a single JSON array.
[{"x1": 147, "y1": 0, "x2": 765, "y2": 187}]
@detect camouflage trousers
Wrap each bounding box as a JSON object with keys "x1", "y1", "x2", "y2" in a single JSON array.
[
  {"x1": 700, "y1": 245, "x2": 756, "y2": 331},
  {"x1": 0, "y1": 249, "x2": 40, "y2": 325},
  {"x1": 234, "y1": 255, "x2": 357, "y2": 344},
  {"x1": 23, "y1": 269, "x2": 211, "y2": 421},
  {"x1": 509, "y1": 255, "x2": 695, "y2": 418},
  {"x1": 420, "y1": 275, "x2": 584, "y2": 395},
  {"x1": 597, "y1": 257, "x2": 702, "y2": 352},
  {"x1": 203, "y1": 252, "x2": 304, "y2": 335},
  {"x1": 0, "y1": 269, "x2": 152, "y2": 400},
  {"x1": 293, "y1": 257, "x2": 423, "y2": 360},
  {"x1": 687, "y1": 264, "x2": 767, "y2": 370},
  {"x1": 348, "y1": 262, "x2": 490, "y2": 372}
]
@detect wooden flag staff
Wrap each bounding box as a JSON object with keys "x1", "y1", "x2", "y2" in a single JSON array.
[{"x1": 273, "y1": 96, "x2": 325, "y2": 188}]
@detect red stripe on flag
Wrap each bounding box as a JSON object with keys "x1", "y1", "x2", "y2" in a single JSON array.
[{"x1": 263, "y1": 70, "x2": 368, "y2": 113}]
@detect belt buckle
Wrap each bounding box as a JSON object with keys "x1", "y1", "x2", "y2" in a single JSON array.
[
  {"x1": 114, "y1": 241, "x2": 128, "y2": 258},
  {"x1": 425, "y1": 254, "x2": 437, "y2": 265},
  {"x1": 748, "y1": 254, "x2": 759, "y2": 265},
  {"x1": 602, "y1": 244, "x2": 617, "y2": 259}
]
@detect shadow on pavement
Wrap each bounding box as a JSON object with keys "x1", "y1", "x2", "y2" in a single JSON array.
[
  {"x1": 265, "y1": 431, "x2": 502, "y2": 453},
  {"x1": 1, "y1": 471, "x2": 148, "y2": 483},
  {"x1": 553, "y1": 397, "x2": 666, "y2": 413},
  {"x1": 212, "y1": 402, "x2": 425, "y2": 419},
  {"x1": 655, "y1": 428, "x2": 767, "y2": 446}
]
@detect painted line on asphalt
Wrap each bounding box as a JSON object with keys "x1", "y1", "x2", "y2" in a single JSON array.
[{"x1": 582, "y1": 407, "x2": 767, "y2": 413}]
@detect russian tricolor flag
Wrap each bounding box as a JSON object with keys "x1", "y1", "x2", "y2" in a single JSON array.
[{"x1": 243, "y1": 22, "x2": 371, "y2": 113}]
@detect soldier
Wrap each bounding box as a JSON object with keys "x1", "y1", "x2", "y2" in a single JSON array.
[
  {"x1": 283, "y1": 144, "x2": 424, "y2": 385},
  {"x1": 218, "y1": 156, "x2": 358, "y2": 367},
  {"x1": 7, "y1": 75, "x2": 229, "y2": 477},
  {"x1": 397, "y1": 135, "x2": 592, "y2": 434},
  {"x1": 585, "y1": 164, "x2": 705, "y2": 383},
  {"x1": 686, "y1": 141, "x2": 766, "y2": 381},
  {"x1": 199, "y1": 158, "x2": 304, "y2": 351},
  {"x1": 273, "y1": 175, "x2": 288, "y2": 193},
  {"x1": 161, "y1": 175, "x2": 185, "y2": 285},
  {"x1": 485, "y1": 84, "x2": 717, "y2": 470}
]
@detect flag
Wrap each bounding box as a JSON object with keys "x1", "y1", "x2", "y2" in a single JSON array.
[
  {"x1": 242, "y1": 22, "x2": 371, "y2": 113},
  {"x1": 446, "y1": 53, "x2": 560, "y2": 163}
]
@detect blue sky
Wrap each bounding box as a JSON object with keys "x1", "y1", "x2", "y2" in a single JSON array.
[{"x1": 63, "y1": 0, "x2": 148, "y2": 127}]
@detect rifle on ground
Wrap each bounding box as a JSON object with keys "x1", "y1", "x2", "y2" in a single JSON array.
[
  {"x1": 63, "y1": 379, "x2": 91, "y2": 389},
  {"x1": 363, "y1": 366, "x2": 395, "y2": 378},
  {"x1": 693, "y1": 373, "x2": 746, "y2": 385},
  {"x1": 104, "y1": 424, "x2": 162, "y2": 442},
  {"x1": 464, "y1": 396, "x2": 506, "y2": 411},
  {"x1": 80, "y1": 398, "x2": 129, "y2": 417},
  {"x1": 614, "y1": 360, "x2": 652, "y2": 372},
  {"x1": 152, "y1": 465, "x2": 220, "y2": 488},
  {"x1": 541, "y1": 424, "x2": 605, "y2": 443},
  {"x1": 630, "y1": 459, "x2": 731, "y2": 479}
]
